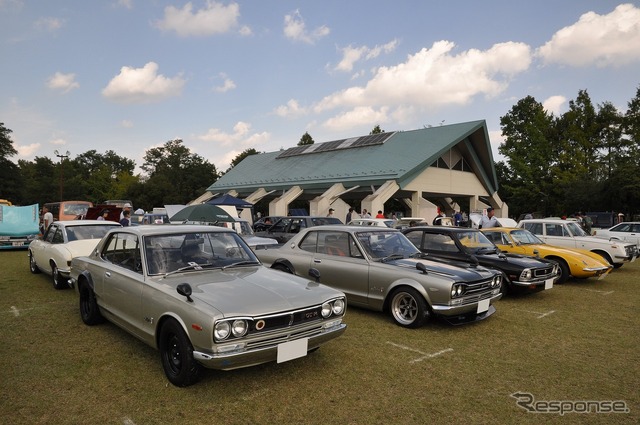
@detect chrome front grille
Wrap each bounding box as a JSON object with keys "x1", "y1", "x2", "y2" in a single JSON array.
[{"x1": 533, "y1": 265, "x2": 556, "y2": 279}]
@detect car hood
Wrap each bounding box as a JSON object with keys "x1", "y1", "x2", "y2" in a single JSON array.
[
  {"x1": 570, "y1": 236, "x2": 630, "y2": 248},
  {"x1": 474, "y1": 251, "x2": 550, "y2": 267},
  {"x1": 391, "y1": 257, "x2": 497, "y2": 280},
  {"x1": 518, "y1": 244, "x2": 610, "y2": 266},
  {"x1": 242, "y1": 235, "x2": 279, "y2": 248},
  {"x1": 166, "y1": 266, "x2": 343, "y2": 317}
]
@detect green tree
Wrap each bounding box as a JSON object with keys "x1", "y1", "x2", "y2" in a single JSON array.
[
  {"x1": 226, "y1": 148, "x2": 260, "y2": 173},
  {"x1": 140, "y1": 139, "x2": 218, "y2": 208},
  {"x1": 298, "y1": 132, "x2": 314, "y2": 146},
  {"x1": 0, "y1": 123, "x2": 22, "y2": 202},
  {"x1": 370, "y1": 125, "x2": 384, "y2": 134}
]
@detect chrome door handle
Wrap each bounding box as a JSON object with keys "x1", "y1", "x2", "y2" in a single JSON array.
[
  {"x1": 313, "y1": 259, "x2": 321, "y2": 264},
  {"x1": 105, "y1": 272, "x2": 111, "y2": 277}
]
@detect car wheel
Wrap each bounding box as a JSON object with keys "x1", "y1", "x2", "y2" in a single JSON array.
[
  {"x1": 389, "y1": 287, "x2": 430, "y2": 328},
  {"x1": 594, "y1": 251, "x2": 614, "y2": 266},
  {"x1": 51, "y1": 264, "x2": 67, "y2": 290},
  {"x1": 79, "y1": 282, "x2": 104, "y2": 325},
  {"x1": 29, "y1": 252, "x2": 41, "y2": 274},
  {"x1": 159, "y1": 319, "x2": 202, "y2": 387},
  {"x1": 612, "y1": 263, "x2": 623, "y2": 269},
  {"x1": 549, "y1": 259, "x2": 569, "y2": 284}
]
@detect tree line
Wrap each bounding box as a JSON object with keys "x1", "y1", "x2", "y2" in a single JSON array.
[{"x1": 1, "y1": 85, "x2": 639, "y2": 216}]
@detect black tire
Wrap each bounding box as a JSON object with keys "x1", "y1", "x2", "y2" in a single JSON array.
[
  {"x1": 79, "y1": 282, "x2": 104, "y2": 325},
  {"x1": 159, "y1": 319, "x2": 202, "y2": 387},
  {"x1": 389, "y1": 287, "x2": 430, "y2": 328},
  {"x1": 612, "y1": 263, "x2": 623, "y2": 269},
  {"x1": 51, "y1": 263, "x2": 67, "y2": 290},
  {"x1": 550, "y1": 259, "x2": 570, "y2": 284},
  {"x1": 29, "y1": 252, "x2": 41, "y2": 274}
]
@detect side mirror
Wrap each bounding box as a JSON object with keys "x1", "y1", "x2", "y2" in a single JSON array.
[
  {"x1": 416, "y1": 262, "x2": 428, "y2": 274},
  {"x1": 177, "y1": 283, "x2": 193, "y2": 302},
  {"x1": 308, "y1": 268, "x2": 321, "y2": 282}
]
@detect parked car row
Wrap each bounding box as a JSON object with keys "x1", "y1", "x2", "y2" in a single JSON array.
[{"x1": 25, "y1": 214, "x2": 635, "y2": 387}]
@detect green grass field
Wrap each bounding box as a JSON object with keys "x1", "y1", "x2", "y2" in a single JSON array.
[{"x1": 1, "y1": 249, "x2": 638, "y2": 424}]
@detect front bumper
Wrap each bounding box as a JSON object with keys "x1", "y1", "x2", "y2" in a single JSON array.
[
  {"x1": 431, "y1": 290, "x2": 502, "y2": 324},
  {"x1": 510, "y1": 277, "x2": 555, "y2": 292},
  {"x1": 192, "y1": 321, "x2": 346, "y2": 370}
]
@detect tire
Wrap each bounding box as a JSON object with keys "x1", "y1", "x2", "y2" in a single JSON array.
[
  {"x1": 389, "y1": 287, "x2": 430, "y2": 328},
  {"x1": 159, "y1": 319, "x2": 202, "y2": 387},
  {"x1": 29, "y1": 252, "x2": 41, "y2": 274},
  {"x1": 612, "y1": 263, "x2": 623, "y2": 269},
  {"x1": 51, "y1": 264, "x2": 67, "y2": 290},
  {"x1": 79, "y1": 282, "x2": 104, "y2": 325},
  {"x1": 550, "y1": 259, "x2": 570, "y2": 284}
]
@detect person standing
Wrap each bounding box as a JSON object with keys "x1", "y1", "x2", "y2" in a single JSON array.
[
  {"x1": 454, "y1": 210, "x2": 463, "y2": 226},
  {"x1": 346, "y1": 208, "x2": 354, "y2": 223},
  {"x1": 97, "y1": 209, "x2": 110, "y2": 221},
  {"x1": 327, "y1": 208, "x2": 335, "y2": 217},
  {"x1": 479, "y1": 207, "x2": 498, "y2": 229},
  {"x1": 375, "y1": 210, "x2": 385, "y2": 218},
  {"x1": 119, "y1": 209, "x2": 131, "y2": 226},
  {"x1": 42, "y1": 206, "x2": 53, "y2": 233}
]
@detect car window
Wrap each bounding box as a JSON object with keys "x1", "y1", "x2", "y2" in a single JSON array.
[
  {"x1": 482, "y1": 231, "x2": 505, "y2": 245},
  {"x1": 315, "y1": 231, "x2": 364, "y2": 258},
  {"x1": 299, "y1": 231, "x2": 318, "y2": 253},
  {"x1": 311, "y1": 217, "x2": 343, "y2": 225},
  {"x1": 290, "y1": 219, "x2": 305, "y2": 233},
  {"x1": 270, "y1": 218, "x2": 290, "y2": 232},
  {"x1": 523, "y1": 222, "x2": 543, "y2": 235},
  {"x1": 632, "y1": 224, "x2": 640, "y2": 233},
  {"x1": 70, "y1": 224, "x2": 119, "y2": 240},
  {"x1": 544, "y1": 224, "x2": 564, "y2": 237},
  {"x1": 424, "y1": 233, "x2": 460, "y2": 252},
  {"x1": 102, "y1": 233, "x2": 142, "y2": 273},
  {"x1": 611, "y1": 223, "x2": 629, "y2": 232},
  {"x1": 51, "y1": 226, "x2": 64, "y2": 244},
  {"x1": 356, "y1": 231, "x2": 419, "y2": 260},
  {"x1": 403, "y1": 230, "x2": 423, "y2": 248},
  {"x1": 44, "y1": 225, "x2": 57, "y2": 243},
  {"x1": 510, "y1": 229, "x2": 543, "y2": 244},
  {"x1": 565, "y1": 222, "x2": 587, "y2": 236}
]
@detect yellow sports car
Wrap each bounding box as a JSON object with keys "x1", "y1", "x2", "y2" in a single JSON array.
[{"x1": 481, "y1": 227, "x2": 612, "y2": 283}]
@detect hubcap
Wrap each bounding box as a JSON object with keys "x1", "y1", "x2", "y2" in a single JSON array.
[{"x1": 393, "y1": 293, "x2": 417, "y2": 324}]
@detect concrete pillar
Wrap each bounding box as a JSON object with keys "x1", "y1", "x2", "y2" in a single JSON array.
[
  {"x1": 360, "y1": 180, "x2": 400, "y2": 218},
  {"x1": 269, "y1": 186, "x2": 303, "y2": 216},
  {"x1": 310, "y1": 184, "x2": 350, "y2": 221}
]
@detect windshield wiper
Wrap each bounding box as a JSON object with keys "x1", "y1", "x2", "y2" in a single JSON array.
[
  {"x1": 410, "y1": 252, "x2": 428, "y2": 259},
  {"x1": 222, "y1": 260, "x2": 261, "y2": 270},
  {"x1": 380, "y1": 254, "x2": 405, "y2": 263},
  {"x1": 162, "y1": 262, "x2": 214, "y2": 278}
]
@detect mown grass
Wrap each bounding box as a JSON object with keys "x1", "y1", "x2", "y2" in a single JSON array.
[{"x1": 0, "y1": 249, "x2": 638, "y2": 425}]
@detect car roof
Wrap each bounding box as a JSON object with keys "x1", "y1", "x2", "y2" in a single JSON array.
[
  {"x1": 519, "y1": 218, "x2": 571, "y2": 224},
  {"x1": 403, "y1": 226, "x2": 478, "y2": 233},
  {"x1": 55, "y1": 220, "x2": 121, "y2": 226},
  {"x1": 108, "y1": 224, "x2": 236, "y2": 236}
]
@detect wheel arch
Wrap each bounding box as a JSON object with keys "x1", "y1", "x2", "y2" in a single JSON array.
[
  {"x1": 270, "y1": 259, "x2": 296, "y2": 274},
  {"x1": 382, "y1": 278, "x2": 431, "y2": 313},
  {"x1": 155, "y1": 313, "x2": 190, "y2": 350},
  {"x1": 591, "y1": 249, "x2": 613, "y2": 265}
]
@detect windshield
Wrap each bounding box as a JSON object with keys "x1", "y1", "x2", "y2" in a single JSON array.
[
  {"x1": 457, "y1": 231, "x2": 497, "y2": 253},
  {"x1": 144, "y1": 231, "x2": 258, "y2": 275},
  {"x1": 66, "y1": 224, "x2": 119, "y2": 241},
  {"x1": 566, "y1": 222, "x2": 588, "y2": 237},
  {"x1": 511, "y1": 229, "x2": 544, "y2": 245},
  {"x1": 355, "y1": 231, "x2": 420, "y2": 261}
]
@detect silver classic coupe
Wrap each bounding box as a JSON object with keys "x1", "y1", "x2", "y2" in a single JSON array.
[
  {"x1": 69, "y1": 225, "x2": 347, "y2": 387},
  {"x1": 255, "y1": 226, "x2": 503, "y2": 328}
]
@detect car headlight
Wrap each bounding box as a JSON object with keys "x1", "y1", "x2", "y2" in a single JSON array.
[
  {"x1": 451, "y1": 283, "x2": 464, "y2": 298},
  {"x1": 214, "y1": 321, "x2": 231, "y2": 341},
  {"x1": 322, "y1": 302, "x2": 332, "y2": 318},
  {"x1": 232, "y1": 319, "x2": 248, "y2": 337},
  {"x1": 492, "y1": 275, "x2": 502, "y2": 288},
  {"x1": 520, "y1": 268, "x2": 532, "y2": 280},
  {"x1": 332, "y1": 298, "x2": 346, "y2": 316}
]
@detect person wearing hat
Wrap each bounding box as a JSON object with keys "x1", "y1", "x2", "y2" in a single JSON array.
[
  {"x1": 120, "y1": 203, "x2": 132, "y2": 220},
  {"x1": 327, "y1": 208, "x2": 335, "y2": 218},
  {"x1": 479, "y1": 207, "x2": 498, "y2": 229}
]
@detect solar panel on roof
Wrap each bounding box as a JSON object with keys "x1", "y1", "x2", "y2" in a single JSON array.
[{"x1": 276, "y1": 132, "x2": 396, "y2": 159}]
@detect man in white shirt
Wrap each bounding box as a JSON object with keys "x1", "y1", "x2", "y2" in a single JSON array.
[{"x1": 479, "y1": 207, "x2": 499, "y2": 229}]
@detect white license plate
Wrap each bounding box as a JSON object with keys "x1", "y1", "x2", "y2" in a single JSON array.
[
  {"x1": 544, "y1": 278, "x2": 554, "y2": 290},
  {"x1": 477, "y1": 298, "x2": 490, "y2": 314},
  {"x1": 277, "y1": 338, "x2": 308, "y2": 363},
  {"x1": 11, "y1": 242, "x2": 24, "y2": 247}
]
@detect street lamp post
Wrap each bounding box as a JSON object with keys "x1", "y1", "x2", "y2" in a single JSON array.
[{"x1": 54, "y1": 150, "x2": 70, "y2": 202}]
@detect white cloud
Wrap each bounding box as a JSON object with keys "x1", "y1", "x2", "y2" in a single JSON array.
[
  {"x1": 213, "y1": 73, "x2": 236, "y2": 93},
  {"x1": 197, "y1": 121, "x2": 270, "y2": 147},
  {"x1": 238, "y1": 25, "x2": 252, "y2": 36},
  {"x1": 154, "y1": 1, "x2": 240, "y2": 37},
  {"x1": 102, "y1": 62, "x2": 185, "y2": 104},
  {"x1": 274, "y1": 99, "x2": 308, "y2": 118},
  {"x1": 16, "y1": 143, "x2": 40, "y2": 157},
  {"x1": 34, "y1": 17, "x2": 64, "y2": 32},
  {"x1": 538, "y1": 4, "x2": 640, "y2": 67},
  {"x1": 121, "y1": 120, "x2": 133, "y2": 128},
  {"x1": 322, "y1": 106, "x2": 389, "y2": 131},
  {"x1": 46, "y1": 72, "x2": 79, "y2": 93},
  {"x1": 335, "y1": 39, "x2": 399, "y2": 72},
  {"x1": 542, "y1": 95, "x2": 567, "y2": 115},
  {"x1": 117, "y1": 0, "x2": 133, "y2": 9},
  {"x1": 50, "y1": 138, "x2": 67, "y2": 146},
  {"x1": 314, "y1": 40, "x2": 532, "y2": 119},
  {"x1": 283, "y1": 10, "x2": 329, "y2": 44}
]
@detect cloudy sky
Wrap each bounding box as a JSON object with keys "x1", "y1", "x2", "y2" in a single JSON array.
[{"x1": 2, "y1": 1, "x2": 639, "y2": 172}]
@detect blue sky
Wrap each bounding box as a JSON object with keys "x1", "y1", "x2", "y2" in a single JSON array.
[{"x1": 2, "y1": 1, "x2": 639, "y2": 173}]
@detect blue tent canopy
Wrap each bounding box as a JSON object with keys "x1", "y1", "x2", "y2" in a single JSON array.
[{"x1": 207, "y1": 194, "x2": 253, "y2": 209}]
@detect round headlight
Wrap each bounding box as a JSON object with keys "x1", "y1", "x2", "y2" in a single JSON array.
[
  {"x1": 451, "y1": 286, "x2": 457, "y2": 298},
  {"x1": 214, "y1": 321, "x2": 231, "y2": 340},
  {"x1": 457, "y1": 285, "x2": 464, "y2": 296},
  {"x1": 493, "y1": 275, "x2": 501, "y2": 288},
  {"x1": 321, "y1": 302, "x2": 332, "y2": 318},
  {"x1": 332, "y1": 299, "x2": 345, "y2": 316},
  {"x1": 522, "y1": 269, "x2": 532, "y2": 280},
  {"x1": 232, "y1": 319, "x2": 248, "y2": 337}
]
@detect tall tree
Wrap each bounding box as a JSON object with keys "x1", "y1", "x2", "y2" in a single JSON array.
[
  {"x1": 0, "y1": 123, "x2": 22, "y2": 202},
  {"x1": 370, "y1": 125, "x2": 384, "y2": 134},
  {"x1": 298, "y1": 132, "x2": 314, "y2": 146}
]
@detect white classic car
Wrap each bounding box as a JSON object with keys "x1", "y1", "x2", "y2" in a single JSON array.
[
  {"x1": 347, "y1": 218, "x2": 395, "y2": 227},
  {"x1": 28, "y1": 220, "x2": 122, "y2": 289},
  {"x1": 517, "y1": 219, "x2": 638, "y2": 268},
  {"x1": 593, "y1": 222, "x2": 640, "y2": 247}
]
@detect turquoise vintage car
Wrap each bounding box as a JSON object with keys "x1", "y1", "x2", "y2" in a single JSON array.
[{"x1": 0, "y1": 204, "x2": 40, "y2": 249}]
